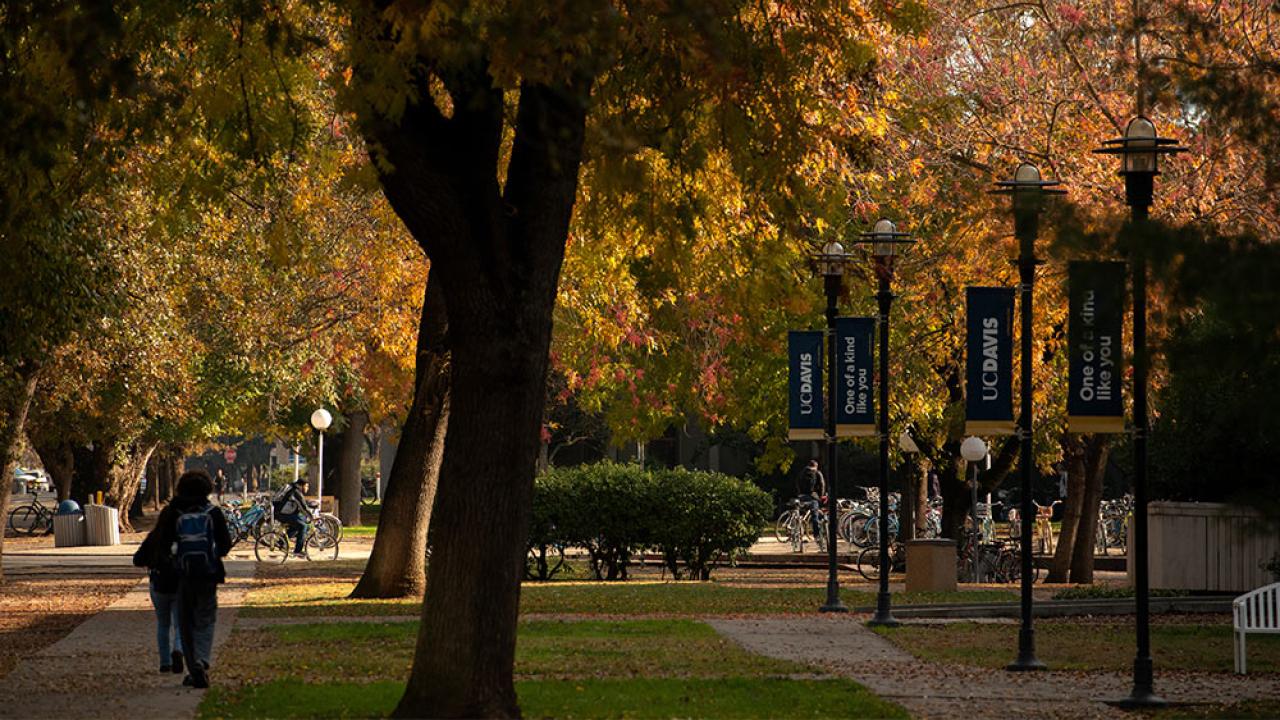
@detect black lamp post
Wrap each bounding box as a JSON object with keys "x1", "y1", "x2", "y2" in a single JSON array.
[
  {"x1": 1094, "y1": 117, "x2": 1186, "y2": 708},
  {"x1": 993, "y1": 163, "x2": 1065, "y2": 672},
  {"x1": 856, "y1": 219, "x2": 914, "y2": 628},
  {"x1": 816, "y1": 239, "x2": 850, "y2": 614}
]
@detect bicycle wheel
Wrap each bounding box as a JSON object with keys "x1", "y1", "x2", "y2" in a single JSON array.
[
  {"x1": 228, "y1": 522, "x2": 243, "y2": 548},
  {"x1": 774, "y1": 510, "x2": 795, "y2": 543},
  {"x1": 856, "y1": 547, "x2": 881, "y2": 582},
  {"x1": 316, "y1": 513, "x2": 343, "y2": 544},
  {"x1": 7, "y1": 506, "x2": 40, "y2": 535},
  {"x1": 789, "y1": 519, "x2": 804, "y2": 553},
  {"x1": 848, "y1": 514, "x2": 873, "y2": 548},
  {"x1": 307, "y1": 528, "x2": 340, "y2": 560},
  {"x1": 255, "y1": 530, "x2": 291, "y2": 563}
]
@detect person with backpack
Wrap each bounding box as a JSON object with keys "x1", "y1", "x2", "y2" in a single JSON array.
[
  {"x1": 132, "y1": 526, "x2": 184, "y2": 675},
  {"x1": 140, "y1": 469, "x2": 231, "y2": 689},
  {"x1": 273, "y1": 478, "x2": 311, "y2": 558}
]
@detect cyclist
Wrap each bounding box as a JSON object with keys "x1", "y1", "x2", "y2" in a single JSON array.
[
  {"x1": 273, "y1": 478, "x2": 311, "y2": 558},
  {"x1": 795, "y1": 459, "x2": 826, "y2": 540}
]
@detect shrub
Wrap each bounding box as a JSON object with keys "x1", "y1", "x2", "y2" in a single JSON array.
[
  {"x1": 526, "y1": 462, "x2": 770, "y2": 581},
  {"x1": 650, "y1": 467, "x2": 772, "y2": 580}
]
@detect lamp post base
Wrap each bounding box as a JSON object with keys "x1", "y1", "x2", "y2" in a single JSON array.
[
  {"x1": 1007, "y1": 628, "x2": 1047, "y2": 671},
  {"x1": 866, "y1": 592, "x2": 899, "y2": 627},
  {"x1": 820, "y1": 601, "x2": 850, "y2": 613},
  {"x1": 1107, "y1": 658, "x2": 1166, "y2": 708}
]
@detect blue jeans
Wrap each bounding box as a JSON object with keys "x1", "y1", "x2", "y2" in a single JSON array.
[
  {"x1": 279, "y1": 513, "x2": 309, "y2": 553},
  {"x1": 799, "y1": 495, "x2": 823, "y2": 538},
  {"x1": 178, "y1": 581, "x2": 218, "y2": 669},
  {"x1": 149, "y1": 585, "x2": 182, "y2": 666}
]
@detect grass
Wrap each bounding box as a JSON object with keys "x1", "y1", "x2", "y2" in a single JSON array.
[
  {"x1": 873, "y1": 616, "x2": 1280, "y2": 673},
  {"x1": 202, "y1": 678, "x2": 907, "y2": 719},
  {"x1": 219, "y1": 619, "x2": 811, "y2": 682},
  {"x1": 202, "y1": 619, "x2": 906, "y2": 718},
  {"x1": 241, "y1": 579, "x2": 1017, "y2": 618}
]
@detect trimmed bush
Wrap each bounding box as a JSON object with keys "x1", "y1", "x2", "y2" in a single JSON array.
[{"x1": 527, "y1": 462, "x2": 770, "y2": 581}]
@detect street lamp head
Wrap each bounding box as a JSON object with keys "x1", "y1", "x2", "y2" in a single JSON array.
[
  {"x1": 310, "y1": 408, "x2": 333, "y2": 432},
  {"x1": 960, "y1": 436, "x2": 988, "y2": 463},
  {"x1": 817, "y1": 240, "x2": 847, "y2": 277},
  {"x1": 1122, "y1": 117, "x2": 1158, "y2": 174},
  {"x1": 856, "y1": 219, "x2": 914, "y2": 267},
  {"x1": 1015, "y1": 163, "x2": 1040, "y2": 183}
]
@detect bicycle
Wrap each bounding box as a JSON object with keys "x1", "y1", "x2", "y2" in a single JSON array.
[
  {"x1": 7, "y1": 492, "x2": 54, "y2": 536},
  {"x1": 254, "y1": 515, "x2": 340, "y2": 563},
  {"x1": 360, "y1": 476, "x2": 379, "y2": 507},
  {"x1": 1033, "y1": 500, "x2": 1061, "y2": 554},
  {"x1": 856, "y1": 541, "x2": 905, "y2": 582},
  {"x1": 785, "y1": 500, "x2": 827, "y2": 553}
]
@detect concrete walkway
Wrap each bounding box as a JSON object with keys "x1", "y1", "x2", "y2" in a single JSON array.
[
  {"x1": 0, "y1": 552, "x2": 254, "y2": 720},
  {"x1": 710, "y1": 615, "x2": 1280, "y2": 719}
]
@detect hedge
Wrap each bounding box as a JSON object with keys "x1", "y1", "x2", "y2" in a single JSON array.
[{"x1": 527, "y1": 462, "x2": 771, "y2": 581}]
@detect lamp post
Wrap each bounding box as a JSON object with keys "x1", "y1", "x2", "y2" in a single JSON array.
[
  {"x1": 960, "y1": 436, "x2": 988, "y2": 582},
  {"x1": 1094, "y1": 116, "x2": 1186, "y2": 708},
  {"x1": 311, "y1": 408, "x2": 333, "y2": 507},
  {"x1": 856, "y1": 219, "x2": 914, "y2": 628},
  {"x1": 816, "y1": 239, "x2": 850, "y2": 614},
  {"x1": 993, "y1": 163, "x2": 1065, "y2": 671}
]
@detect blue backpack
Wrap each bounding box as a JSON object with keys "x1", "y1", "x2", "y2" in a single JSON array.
[{"x1": 174, "y1": 504, "x2": 218, "y2": 578}]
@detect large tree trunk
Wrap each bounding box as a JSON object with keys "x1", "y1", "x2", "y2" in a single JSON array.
[
  {"x1": 0, "y1": 364, "x2": 40, "y2": 583},
  {"x1": 1047, "y1": 434, "x2": 1088, "y2": 583},
  {"x1": 357, "y1": 41, "x2": 591, "y2": 714},
  {"x1": 92, "y1": 438, "x2": 160, "y2": 532},
  {"x1": 34, "y1": 438, "x2": 75, "y2": 502},
  {"x1": 352, "y1": 277, "x2": 450, "y2": 599},
  {"x1": 338, "y1": 409, "x2": 368, "y2": 526},
  {"x1": 1069, "y1": 436, "x2": 1110, "y2": 584}
]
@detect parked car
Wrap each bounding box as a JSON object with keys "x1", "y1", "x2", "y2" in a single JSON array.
[{"x1": 12, "y1": 467, "x2": 50, "y2": 494}]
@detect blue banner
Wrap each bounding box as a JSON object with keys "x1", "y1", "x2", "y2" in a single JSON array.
[
  {"x1": 1068, "y1": 261, "x2": 1126, "y2": 433},
  {"x1": 788, "y1": 331, "x2": 824, "y2": 440},
  {"x1": 965, "y1": 287, "x2": 1017, "y2": 435},
  {"x1": 835, "y1": 317, "x2": 876, "y2": 437}
]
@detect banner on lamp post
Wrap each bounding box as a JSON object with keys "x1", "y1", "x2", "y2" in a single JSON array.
[
  {"x1": 1068, "y1": 261, "x2": 1126, "y2": 433},
  {"x1": 965, "y1": 287, "x2": 1017, "y2": 435},
  {"x1": 788, "y1": 330, "x2": 824, "y2": 440},
  {"x1": 835, "y1": 317, "x2": 876, "y2": 437}
]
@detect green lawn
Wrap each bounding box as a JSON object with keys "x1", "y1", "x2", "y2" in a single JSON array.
[
  {"x1": 203, "y1": 678, "x2": 906, "y2": 719},
  {"x1": 202, "y1": 620, "x2": 906, "y2": 719},
  {"x1": 874, "y1": 618, "x2": 1280, "y2": 673},
  {"x1": 241, "y1": 579, "x2": 1017, "y2": 618}
]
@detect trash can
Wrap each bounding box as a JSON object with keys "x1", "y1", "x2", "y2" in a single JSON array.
[
  {"x1": 53, "y1": 500, "x2": 86, "y2": 547},
  {"x1": 905, "y1": 538, "x2": 957, "y2": 592},
  {"x1": 84, "y1": 504, "x2": 121, "y2": 546}
]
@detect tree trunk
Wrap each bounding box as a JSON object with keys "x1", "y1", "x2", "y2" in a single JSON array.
[
  {"x1": 93, "y1": 438, "x2": 159, "y2": 532},
  {"x1": 352, "y1": 277, "x2": 450, "y2": 599},
  {"x1": 1069, "y1": 436, "x2": 1110, "y2": 584},
  {"x1": 34, "y1": 439, "x2": 75, "y2": 502},
  {"x1": 356, "y1": 45, "x2": 591, "y2": 713},
  {"x1": 338, "y1": 409, "x2": 369, "y2": 526},
  {"x1": 0, "y1": 364, "x2": 40, "y2": 583},
  {"x1": 1047, "y1": 434, "x2": 1088, "y2": 583}
]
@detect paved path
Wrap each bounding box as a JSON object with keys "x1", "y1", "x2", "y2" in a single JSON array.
[
  {"x1": 710, "y1": 615, "x2": 1280, "y2": 719},
  {"x1": 0, "y1": 553, "x2": 254, "y2": 720}
]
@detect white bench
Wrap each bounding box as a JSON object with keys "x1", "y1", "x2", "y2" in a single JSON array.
[{"x1": 1234, "y1": 582, "x2": 1280, "y2": 674}]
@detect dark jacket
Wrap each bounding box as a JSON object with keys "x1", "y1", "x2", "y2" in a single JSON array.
[
  {"x1": 797, "y1": 467, "x2": 825, "y2": 497},
  {"x1": 136, "y1": 494, "x2": 233, "y2": 584},
  {"x1": 275, "y1": 482, "x2": 308, "y2": 517}
]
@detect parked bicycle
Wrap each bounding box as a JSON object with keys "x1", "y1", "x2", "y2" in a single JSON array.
[
  {"x1": 7, "y1": 492, "x2": 54, "y2": 536},
  {"x1": 1096, "y1": 495, "x2": 1132, "y2": 555},
  {"x1": 1033, "y1": 500, "x2": 1062, "y2": 554},
  {"x1": 856, "y1": 541, "x2": 905, "y2": 582}
]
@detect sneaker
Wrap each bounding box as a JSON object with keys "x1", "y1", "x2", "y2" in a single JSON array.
[
  {"x1": 191, "y1": 665, "x2": 209, "y2": 689},
  {"x1": 160, "y1": 665, "x2": 171, "y2": 673},
  {"x1": 172, "y1": 650, "x2": 184, "y2": 674}
]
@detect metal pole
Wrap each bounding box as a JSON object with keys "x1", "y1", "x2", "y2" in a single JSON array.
[
  {"x1": 869, "y1": 263, "x2": 899, "y2": 627},
  {"x1": 1009, "y1": 205, "x2": 1045, "y2": 671},
  {"x1": 1121, "y1": 199, "x2": 1163, "y2": 705},
  {"x1": 821, "y1": 274, "x2": 849, "y2": 613},
  {"x1": 317, "y1": 432, "x2": 324, "y2": 507},
  {"x1": 970, "y1": 462, "x2": 979, "y2": 582}
]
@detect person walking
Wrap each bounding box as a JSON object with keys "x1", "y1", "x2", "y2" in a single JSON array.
[
  {"x1": 213, "y1": 468, "x2": 226, "y2": 500},
  {"x1": 139, "y1": 469, "x2": 231, "y2": 688},
  {"x1": 132, "y1": 528, "x2": 184, "y2": 675}
]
